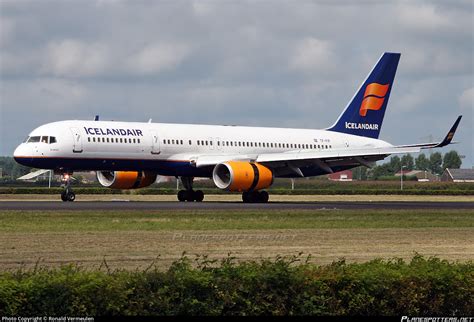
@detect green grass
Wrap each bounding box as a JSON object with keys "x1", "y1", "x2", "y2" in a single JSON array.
[{"x1": 1, "y1": 209, "x2": 473, "y2": 232}]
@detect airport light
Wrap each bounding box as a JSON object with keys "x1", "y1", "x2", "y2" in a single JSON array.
[{"x1": 400, "y1": 165, "x2": 407, "y2": 191}]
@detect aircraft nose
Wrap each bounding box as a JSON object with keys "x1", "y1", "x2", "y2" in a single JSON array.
[
  {"x1": 13, "y1": 144, "x2": 32, "y2": 166},
  {"x1": 13, "y1": 144, "x2": 23, "y2": 158}
]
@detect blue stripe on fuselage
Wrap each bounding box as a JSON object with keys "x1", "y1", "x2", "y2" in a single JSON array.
[{"x1": 14, "y1": 157, "x2": 212, "y2": 177}]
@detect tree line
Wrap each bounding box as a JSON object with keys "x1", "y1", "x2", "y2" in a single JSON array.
[
  {"x1": 0, "y1": 151, "x2": 463, "y2": 182},
  {"x1": 0, "y1": 157, "x2": 31, "y2": 181},
  {"x1": 353, "y1": 150, "x2": 462, "y2": 180}
]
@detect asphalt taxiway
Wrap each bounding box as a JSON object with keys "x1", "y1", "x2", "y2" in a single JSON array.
[{"x1": 0, "y1": 201, "x2": 472, "y2": 211}]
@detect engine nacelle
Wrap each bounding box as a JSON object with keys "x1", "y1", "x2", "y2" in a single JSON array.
[
  {"x1": 96, "y1": 171, "x2": 157, "y2": 189},
  {"x1": 212, "y1": 161, "x2": 273, "y2": 192}
]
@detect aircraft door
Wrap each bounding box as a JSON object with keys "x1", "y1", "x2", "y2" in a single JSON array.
[
  {"x1": 70, "y1": 127, "x2": 83, "y2": 153},
  {"x1": 151, "y1": 130, "x2": 160, "y2": 154},
  {"x1": 208, "y1": 137, "x2": 214, "y2": 150}
]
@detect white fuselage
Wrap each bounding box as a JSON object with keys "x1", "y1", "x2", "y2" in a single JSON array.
[{"x1": 13, "y1": 120, "x2": 392, "y2": 178}]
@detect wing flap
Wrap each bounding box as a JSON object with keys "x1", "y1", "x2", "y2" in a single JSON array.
[{"x1": 256, "y1": 146, "x2": 421, "y2": 164}]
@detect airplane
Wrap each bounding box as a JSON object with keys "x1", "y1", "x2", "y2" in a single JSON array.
[{"x1": 13, "y1": 52, "x2": 462, "y2": 203}]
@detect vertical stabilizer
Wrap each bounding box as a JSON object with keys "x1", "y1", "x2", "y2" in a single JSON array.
[{"x1": 327, "y1": 52, "x2": 400, "y2": 139}]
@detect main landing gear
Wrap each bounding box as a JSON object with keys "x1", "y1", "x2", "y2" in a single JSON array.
[
  {"x1": 60, "y1": 173, "x2": 75, "y2": 202},
  {"x1": 242, "y1": 190, "x2": 269, "y2": 203},
  {"x1": 177, "y1": 176, "x2": 204, "y2": 202}
]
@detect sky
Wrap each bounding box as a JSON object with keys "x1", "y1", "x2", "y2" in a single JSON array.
[{"x1": 1, "y1": 0, "x2": 473, "y2": 166}]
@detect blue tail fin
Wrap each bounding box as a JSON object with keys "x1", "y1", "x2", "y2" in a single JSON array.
[{"x1": 327, "y1": 52, "x2": 401, "y2": 139}]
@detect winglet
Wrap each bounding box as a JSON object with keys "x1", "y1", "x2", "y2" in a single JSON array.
[{"x1": 434, "y1": 115, "x2": 462, "y2": 148}]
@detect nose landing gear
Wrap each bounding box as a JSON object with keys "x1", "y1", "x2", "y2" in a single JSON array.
[{"x1": 60, "y1": 173, "x2": 75, "y2": 202}]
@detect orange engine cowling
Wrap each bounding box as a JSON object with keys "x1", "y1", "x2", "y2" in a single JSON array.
[
  {"x1": 212, "y1": 161, "x2": 273, "y2": 192},
  {"x1": 96, "y1": 171, "x2": 157, "y2": 189}
]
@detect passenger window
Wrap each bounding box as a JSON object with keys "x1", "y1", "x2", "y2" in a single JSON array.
[
  {"x1": 120, "y1": 138, "x2": 123, "y2": 143},
  {"x1": 180, "y1": 140, "x2": 183, "y2": 145},
  {"x1": 189, "y1": 140, "x2": 192, "y2": 145},
  {"x1": 137, "y1": 139, "x2": 140, "y2": 143},
  {"x1": 88, "y1": 137, "x2": 91, "y2": 142},
  {"x1": 93, "y1": 137, "x2": 96, "y2": 142},
  {"x1": 107, "y1": 138, "x2": 110, "y2": 143}
]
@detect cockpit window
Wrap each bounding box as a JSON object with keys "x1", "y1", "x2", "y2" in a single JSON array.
[
  {"x1": 25, "y1": 136, "x2": 57, "y2": 144},
  {"x1": 27, "y1": 136, "x2": 40, "y2": 143}
]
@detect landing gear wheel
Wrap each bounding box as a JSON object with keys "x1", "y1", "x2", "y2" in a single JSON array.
[
  {"x1": 67, "y1": 192, "x2": 76, "y2": 202},
  {"x1": 242, "y1": 191, "x2": 269, "y2": 203},
  {"x1": 185, "y1": 191, "x2": 195, "y2": 202},
  {"x1": 259, "y1": 191, "x2": 269, "y2": 203},
  {"x1": 61, "y1": 190, "x2": 75, "y2": 202},
  {"x1": 242, "y1": 192, "x2": 251, "y2": 203},
  {"x1": 194, "y1": 190, "x2": 204, "y2": 202},
  {"x1": 178, "y1": 190, "x2": 187, "y2": 202}
]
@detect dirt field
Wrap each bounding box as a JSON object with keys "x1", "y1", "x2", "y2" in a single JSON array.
[
  {"x1": 0, "y1": 208, "x2": 472, "y2": 270},
  {"x1": 1, "y1": 228, "x2": 472, "y2": 270}
]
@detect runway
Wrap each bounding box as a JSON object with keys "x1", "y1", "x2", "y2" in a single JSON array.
[{"x1": 0, "y1": 200, "x2": 473, "y2": 211}]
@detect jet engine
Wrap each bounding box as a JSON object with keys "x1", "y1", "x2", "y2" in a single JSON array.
[
  {"x1": 97, "y1": 171, "x2": 157, "y2": 189},
  {"x1": 212, "y1": 161, "x2": 273, "y2": 192}
]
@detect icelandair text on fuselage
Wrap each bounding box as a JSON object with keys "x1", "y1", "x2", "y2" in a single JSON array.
[
  {"x1": 345, "y1": 122, "x2": 379, "y2": 130},
  {"x1": 84, "y1": 127, "x2": 143, "y2": 136}
]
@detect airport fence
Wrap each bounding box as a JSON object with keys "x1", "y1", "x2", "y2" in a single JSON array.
[{"x1": 0, "y1": 255, "x2": 472, "y2": 316}]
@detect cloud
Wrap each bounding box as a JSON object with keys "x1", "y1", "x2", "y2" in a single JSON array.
[
  {"x1": 43, "y1": 39, "x2": 108, "y2": 77},
  {"x1": 126, "y1": 43, "x2": 190, "y2": 75},
  {"x1": 289, "y1": 38, "x2": 334, "y2": 74},
  {"x1": 0, "y1": 1, "x2": 472, "y2": 164},
  {"x1": 459, "y1": 87, "x2": 474, "y2": 111},
  {"x1": 396, "y1": 3, "x2": 452, "y2": 32}
]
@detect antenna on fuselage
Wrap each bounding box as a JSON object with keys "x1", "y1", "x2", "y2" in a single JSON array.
[
  {"x1": 148, "y1": 118, "x2": 152, "y2": 123},
  {"x1": 94, "y1": 115, "x2": 99, "y2": 121}
]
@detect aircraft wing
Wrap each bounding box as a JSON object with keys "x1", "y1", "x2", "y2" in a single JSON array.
[
  {"x1": 193, "y1": 115, "x2": 461, "y2": 176},
  {"x1": 254, "y1": 146, "x2": 418, "y2": 175},
  {"x1": 392, "y1": 115, "x2": 462, "y2": 149}
]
